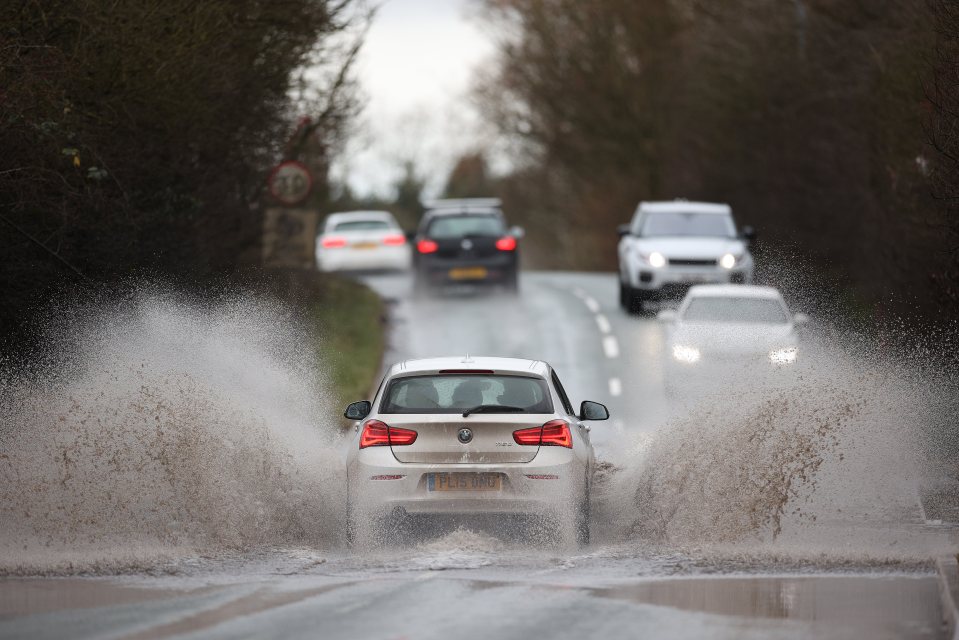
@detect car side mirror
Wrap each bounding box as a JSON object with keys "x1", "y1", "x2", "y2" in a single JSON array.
[
  {"x1": 579, "y1": 400, "x2": 609, "y2": 421},
  {"x1": 617, "y1": 224, "x2": 632, "y2": 238},
  {"x1": 793, "y1": 312, "x2": 809, "y2": 326},
  {"x1": 509, "y1": 225, "x2": 525, "y2": 239},
  {"x1": 344, "y1": 400, "x2": 371, "y2": 420},
  {"x1": 740, "y1": 225, "x2": 757, "y2": 242},
  {"x1": 657, "y1": 309, "x2": 678, "y2": 323}
]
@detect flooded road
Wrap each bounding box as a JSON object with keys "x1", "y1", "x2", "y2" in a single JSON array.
[{"x1": 0, "y1": 271, "x2": 956, "y2": 638}]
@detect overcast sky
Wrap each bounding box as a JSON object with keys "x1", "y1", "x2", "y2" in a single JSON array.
[{"x1": 331, "y1": 0, "x2": 496, "y2": 198}]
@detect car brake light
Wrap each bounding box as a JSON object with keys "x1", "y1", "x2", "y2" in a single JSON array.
[
  {"x1": 359, "y1": 420, "x2": 418, "y2": 448},
  {"x1": 321, "y1": 236, "x2": 347, "y2": 248},
  {"x1": 495, "y1": 236, "x2": 517, "y2": 251},
  {"x1": 513, "y1": 419, "x2": 572, "y2": 448},
  {"x1": 383, "y1": 234, "x2": 406, "y2": 246},
  {"x1": 439, "y1": 369, "x2": 495, "y2": 374},
  {"x1": 417, "y1": 239, "x2": 438, "y2": 253}
]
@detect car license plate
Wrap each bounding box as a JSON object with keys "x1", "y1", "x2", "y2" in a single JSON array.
[
  {"x1": 428, "y1": 473, "x2": 502, "y2": 491},
  {"x1": 352, "y1": 242, "x2": 378, "y2": 250},
  {"x1": 449, "y1": 267, "x2": 488, "y2": 280}
]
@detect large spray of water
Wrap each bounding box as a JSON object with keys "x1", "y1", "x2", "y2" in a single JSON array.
[
  {"x1": 0, "y1": 290, "x2": 345, "y2": 574},
  {"x1": 599, "y1": 328, "x2": 958, "y2": 559}
]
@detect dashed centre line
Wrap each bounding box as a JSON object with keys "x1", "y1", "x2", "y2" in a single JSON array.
[
  {"x1": 584, "y1": 296, "x2": 600, "y2": 313},
  {"x1": 608, "y1": 378, "x2": 622, "y2": 396},
  {"x1": 602, "y1": 335, "x2": 620, "y2": 358},
  {"x1": 595, "y1": 314, "x2": 611, "y2": 334}
]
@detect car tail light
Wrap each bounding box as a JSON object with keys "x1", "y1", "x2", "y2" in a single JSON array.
[
  {"x1": 513, "y1": 420, "x2": 572, "y2": 448},
  {"x1": 359, "y1": 420, "x2": 418, "y2": 448},
  {"x1": 495, "y1": 236, "x2": 517, "y2": 251},
  {"x1": 321, "y1": 236, "x2": 347, "y2": 248},
  {"x1": 382, "y1": 234, "x2": 406, "y2": 246},
  {"x1": 417, "y1": 239, "x2": 438, "y2": 253}
]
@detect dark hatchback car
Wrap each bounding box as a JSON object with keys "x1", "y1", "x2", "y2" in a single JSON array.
[{"x1": 411, "y1": 199, "x2": 522, "y2": 293}]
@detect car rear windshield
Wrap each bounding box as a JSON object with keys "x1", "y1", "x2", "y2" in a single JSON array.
[
  {"x1": 683, "y1": 297, "x2": 789, "y2": 324},
  {"x1": 426, "y1": 215, "x2": 505, "y2": 239},
  {"x1": 640, "y1": 212, "x2": 735, "y2": 238},
  {"x1": 380, "y1": 374, "x2": 553, "y2": 414},
  {"x1": 332, "y1": 220, "x2": 392, "y2": 231}
]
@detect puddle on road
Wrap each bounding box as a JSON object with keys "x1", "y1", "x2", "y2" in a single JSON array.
[
  {"x1": 0, "y1": 578, "x2": 191, "y2": 617},
  {"x1": 595, "y1": 574, "x2": 943, "y2": 639}
]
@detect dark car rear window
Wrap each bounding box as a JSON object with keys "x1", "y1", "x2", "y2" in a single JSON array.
[
  {"x1": 333, "y1": 220, "x2": 392, "y2": 231},
  {"x1": 426, "y1": 215, "x2": 505, "y2": 239},
  {"x1": 380, "y1": 374, "x2": 552, "y2": 414}
]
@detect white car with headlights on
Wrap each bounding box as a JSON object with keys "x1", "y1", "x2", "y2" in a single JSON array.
[
  {"x1": 658, "y1": 285, "x2": 808, "y2": 397},
  {"x1": 617, "y1": 200, "x2": 755, "y2": 314},
  {"x1": 343, "y1": 356, "x2": 608, "y2": 547},
  {"x1": 316, "y1": 210, "x2": 411, "y2": 272}
]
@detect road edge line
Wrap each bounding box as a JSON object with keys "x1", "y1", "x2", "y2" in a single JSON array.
[{"x1": 938, "y1": 555, "x2": 959, "y2": 640}]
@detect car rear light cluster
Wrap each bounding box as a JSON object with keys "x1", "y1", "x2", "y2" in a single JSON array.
[
  {"x1": 495, "y1": 236, "x2": 517, "y2": 251},
  {"x1": 359, "y1": 420, "x2": 418, "y2": 448},
  {"x1": 321, "y1": 236, "x2": 347, "y2": 248},
  {"x1": 512, "y1": 419, "x2": 572, "y2": 448},
  {"x1": 382, "y1": 234, "x2": 406, "y2": 246},
  {"x1": 417, "y1": 239, "x2": 438, "y2": 254}
]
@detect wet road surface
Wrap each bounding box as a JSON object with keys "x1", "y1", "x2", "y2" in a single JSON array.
[{"x1": 1, "y1": 271, "x2": 956, "y2": 639}]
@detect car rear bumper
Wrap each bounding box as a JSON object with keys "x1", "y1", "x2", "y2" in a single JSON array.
[
  {"x1": 347, "y1": 450, "x2": 581, "y2": 518},
  {"x1": 416, "y1": 254, "x2": 517, "y2": 285},
  {"x1": 317, "y1": 245, "x2": 411, "y2": 272}
]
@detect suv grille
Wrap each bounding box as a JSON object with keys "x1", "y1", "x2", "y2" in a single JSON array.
[{"x1": 668, "y1": 258, "x2": 717, "y2": 267}]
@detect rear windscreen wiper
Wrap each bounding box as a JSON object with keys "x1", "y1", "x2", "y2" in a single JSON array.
[{"x1": 462, "y1": 404, "x2": 524, "y2": 418}]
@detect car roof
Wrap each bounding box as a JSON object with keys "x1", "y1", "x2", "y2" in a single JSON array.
[
  {"x1": 686, "y1": 284, "x2": 784, "y2": 300},
  {"x1": 325, "y1": 211, "x2": 397, "y2": 223},
  {"x1": 387, "y1": 356, "x2": 549, "y2": 378},
  {"x1": 637, "y1": 200, "x2": 732, "y2": 215}
]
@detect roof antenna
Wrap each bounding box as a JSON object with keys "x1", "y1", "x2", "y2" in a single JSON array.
[{"x1": 462, "y1": 353, "x2": 474, "y2": 364}]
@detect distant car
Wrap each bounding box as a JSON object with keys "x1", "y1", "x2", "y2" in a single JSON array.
[
  {"x1": 316, "y1": 211, "x2": 411, "y2": 272},
  {"x1": 343, "y1": 356, "x2": 608, "y2": 546},
  {"x1": 411, "y1": 199, "x2": 522, "y2": 293},
  {"x1": 658, "y1": 285, "x2": 808, "y2": 396},
  {"x1": 617, "y1": 200, "x2": 755, "y2": 314}
]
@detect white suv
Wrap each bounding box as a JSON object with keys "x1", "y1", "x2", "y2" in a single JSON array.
[{"x1": 617, "y1": 200, "x2": 755, "y2": 314}]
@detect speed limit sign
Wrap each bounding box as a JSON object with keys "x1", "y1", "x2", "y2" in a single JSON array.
[{"x1": 268, "y1": 161, "x2": 313, "y2": 206}]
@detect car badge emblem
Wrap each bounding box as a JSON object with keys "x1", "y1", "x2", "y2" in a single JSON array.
[
  {"x1": 461, "y1": 239, "x2": 473, "y2": 250},
  {"x1": 457, "y1": 428, "x2": 473, "y2": 444}
]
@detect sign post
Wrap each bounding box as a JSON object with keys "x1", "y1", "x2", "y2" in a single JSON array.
[{"x1": 262, "y1": 161, "x2": 318, "y2": 268}]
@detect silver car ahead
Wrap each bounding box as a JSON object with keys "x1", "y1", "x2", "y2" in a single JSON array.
[{"x1": 343, "y1": 357, "x2": 609, "y2": 546}]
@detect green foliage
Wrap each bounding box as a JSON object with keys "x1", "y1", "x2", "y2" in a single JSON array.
[
  {"x1": 0, "y1": 0, "x2": 363, "y2": 340},
  {"x1": 311, "y1": 275, "x2": 385, "y2": 410},
  {"x1": 480, "y1": 0, "x2": 953, "y2": 320}
]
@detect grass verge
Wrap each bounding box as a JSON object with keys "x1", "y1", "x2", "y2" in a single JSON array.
[{"x1": 309, "y1": 274, "x2": 386, "y2": 411}]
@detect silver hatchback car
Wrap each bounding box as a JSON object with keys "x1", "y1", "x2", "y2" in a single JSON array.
[{"x1": 344, "y1": 357, "x2": 609, "y2": 546}]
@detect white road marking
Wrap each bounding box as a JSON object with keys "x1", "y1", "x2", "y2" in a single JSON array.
[
  {"x1": 584, "y1": 296, "x2": 600, "y2": 313},
  {"x1": 595, "y1": 314, "x2": 611, "y2": 334},
  {"x1": 608, "y1": 378, "x2": 622, "y2": 396},
  {"x1": 573, "y1": 288, "x2": 587, "y2": 298},
  {"x1": 602, "y1": 335, "x2": 619, "y2": 358}
]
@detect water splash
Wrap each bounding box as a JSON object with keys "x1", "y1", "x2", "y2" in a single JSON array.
[
  {"x1": 600, "y1": 330, "x2": 956, "y2": 557},
  {"x1": 0, "y1": 290, "x2": 345, "y2": 574}
]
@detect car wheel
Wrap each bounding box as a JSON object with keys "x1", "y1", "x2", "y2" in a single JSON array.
[
  {"x1": 624, "y1": 287, "x2": 647, "y2": 315},
  {"x1": 619, "y1": 279, "x2": 629, "y2": 309},
  {"x1": 504, "y1": 271, "x2": 519, "y2": 295}
]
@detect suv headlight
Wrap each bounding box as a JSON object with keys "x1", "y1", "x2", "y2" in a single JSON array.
[
  {"x1": 769, "y1": 347, "x2": 798, "y2": 364},
  {"x1": 672, "y1": 344, "x2": 701, "y2": 363},
  {"x1": 643, "y1": 251, "x2": 666, "y2": 268},
  {"x1": 719, "y1": 253, "x2": 741, "y2": 269}
]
